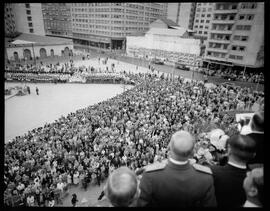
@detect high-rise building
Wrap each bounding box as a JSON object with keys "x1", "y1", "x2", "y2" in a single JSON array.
[
  {"x1": 205, "y1": 2, "x2": 264, "y2": 69},
  {"x1": 42, "y1": 3, "x2": 72, "y2": 38},
  {"x1": 12, "y1": 3, "x2": 45, "y2": 36},
  {"x1": 193, "y1": 3, "x2": 214, "y2": 39},
  {"x1": 5, "y1": 4, "x2": 17, "y2": 37},
  {"x1": 70, "y1": 3, "x2": 167, "y2": 51},
  {"x1": 167, "y1": 3, "x2": 196, "y2": 30}
]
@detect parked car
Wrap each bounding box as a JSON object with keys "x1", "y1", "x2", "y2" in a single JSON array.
[
  {"x1": 175, "y1": 62, "x2": 190, "y2": 71},
  {"x1": 152, "y1": 58, "x2": 164, "y2": 65}
]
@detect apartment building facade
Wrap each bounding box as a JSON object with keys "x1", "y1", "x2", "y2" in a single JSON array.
[
  {"x1": 11, "y1": 3, "x2": 45, "y2": 36},
  {"x1": 167, "y1": 3, "x2": 196, "y2": 30},
  {"x1": 42, "y1": 3, "x2": 73, "y2": 38},
  {"x1": 193, "y1": 3, "x2": 214, "y2": 39},
  {"x1": 70, "y1": 3, "x2": 167, "y2": 51},
  {"x1": 5, "y1": 4, "x2": 17, "y2": 37},
  {"x1": 205, "y1": 2, "x2": 264, "y2": 69}
]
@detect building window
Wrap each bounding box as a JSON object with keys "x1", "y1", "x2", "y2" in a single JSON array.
[
  {"x1": 199, "y1": 25, "x2": 203, "y2": 28},
  {"x1": 241, "y1": 36, "x2": 248, "y2": 41},
  {"x1": 207, "y1": 14, "x2": 211, "y2": 17},
  {"x1": 239, "y1": 46, "x2": 246, "y2": 51},
  {"x1": 27, "y1": 16, "x2": 32, "y2": 21},
  {"x1": 195, "y1": 20, "x2": 199, "y2": 23},
  {"x1": 201, "y1": 14, "x2": 205, "y2": 17},
  {"x1": 198, "y1": 31, "x2": 202, "y2": 34},
  {"x1": 246, "y1": 15, "x2": 254, "y2": 21},
  {"x1": 29, "y1": 28, "x2": 34, "y2": 33},
  {"x1": 194, "y1": 25, "x2": 198, "y2": 28},
  {"x1": 205, "y1": 26, "x2": 209, "y2": 29},
  {"x1": 26, "y1": 10, "x2": 31, "y2": 15},
  {"x1": 239, "y1": 15, "x2": 245, "y2": 20},
  {"x1": 231, "y1": 46, "x2": 237, "y2": 50},
  {"x1": 229, "y1": 55, "x2": 235, "y2": 59},
  {"x1": 233, "y1": 35, "x2": 240, "y2": 40},
  {"x1": 204, "y1": 31, "x2": 207, "y2": 35},
  {"x1": 25, "y1": 3, "x2": 30, "y2": 8},
  {"x1": 28, "y1": 22, "x2": 33, "y2": 27},
  {"x1": 231, "y1": 5, "x2": 237, "y2": 9},
  {"x1": 208, "y1": 8, "x2": 212, "y2": 12},
  {"x1": 200, "y1": 20, "x2": 204, "y2": 23},
  {"x1": 206, "y1": 20, "x2": 210, "y2": 23}
]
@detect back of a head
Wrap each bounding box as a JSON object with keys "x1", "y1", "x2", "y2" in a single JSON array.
[
  {"x1": 105, "y1": 166, "x2": 138, "y2": 207},
  {"x1": 252, "y1": 167, "x2": 264, "y2": 205},
  {"x1": 250, "y1": 112, "x2": 264, "y2": 132},
  {"x1": 228, "y1": 134, "x2": 256, "y2": 163},
  {"x1": 169, "y1": 130, "x2": 194, "y2": 161}
]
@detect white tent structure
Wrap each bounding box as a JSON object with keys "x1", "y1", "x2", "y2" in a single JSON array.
[{"x1": 11, "y1": 40, "x2": 36, "y2": 45}]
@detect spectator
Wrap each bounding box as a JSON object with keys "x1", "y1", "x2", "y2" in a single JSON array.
[
  {"x1": 71, "y1": 193, "x2": 78, "y2": 207},
  {"x1": 210, "y1": 134, "x2": 257, "y2": 207},
  {"x1": 137, "y1": 130, "x2": 216, "y2": 207},
  {"x1": 243, "y1": 166, "x2": 263, "y2": 207},
  {"x1": 95, "y1": 166, "x2": 140, "y2": 207}
]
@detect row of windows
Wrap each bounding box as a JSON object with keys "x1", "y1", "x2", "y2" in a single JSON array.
[
  {"x1": 235, "y1": 25, "x2": 252, "y2": 31},
  {"x1": 207, "y1": 51, "x2": 226, "y2": 58},
  {"x1": 213, "y1": 14, "x2": 235, "y2": 21},
  {"x1": 196, "y1": 7, "x2": 212, "y2": 12},
  {"x1": 195, "y1": 31, "x2": 208, "y2": 35},
  {"x1": 231, "y1": 45, "x2": 246, "y2": 51},
  {"x1": 238, "y1": 14, "x2": 255, "y2": 21},
  {"x1": 229, "y1": 54, "x2": 243, "y2": 60},
  {"x1": 240, "y1": 3, "x2": 257, "y2": 9},
  {"x1": 212, "y1": 24, "x2": 233, "y2": 31},
  {"x1": 195, "y1": 19, "x2": 211, "y2": 24},
  {"x1": 209, "y1": 43, "x2": 229, "y2": 49},
  {"x1": 197, "y1": 14, "x2": 212, "y2": 18},
  {"x1": 233, "y1": 35, "x2": 249, "y2": 41},
  {"x1": 216, "y1": 3, "x2": 238, "y2": 10},
  {"x1": 210, "y1": 34, "x2": 231, "y2": 40},
  {"x1": 194, "y1": 25, "x2": 209, "y2": 29}
]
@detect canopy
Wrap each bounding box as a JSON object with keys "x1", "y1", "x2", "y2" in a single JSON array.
[{"x1": 11, "y1": 40, "x2": 36, "y2": 45}]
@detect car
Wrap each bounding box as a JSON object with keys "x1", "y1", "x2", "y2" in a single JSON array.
[
  {"x1": 152, "y1": 58, "x2": 164, "y2": 65},
  {"x1": 175, "y1": 62, "x2": 190, "y2": 71}
]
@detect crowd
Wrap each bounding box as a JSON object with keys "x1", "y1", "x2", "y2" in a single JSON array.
[
  {"x1": 200, "y1": 68, "x2": 264, "y2": 84},
  {"x1": 4, "y1": 61, "x2": 264, "y2": 207}
]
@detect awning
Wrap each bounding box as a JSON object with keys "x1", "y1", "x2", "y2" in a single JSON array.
[{"x1": 12, "y1": 40, "x2": 36, "y2": 45}]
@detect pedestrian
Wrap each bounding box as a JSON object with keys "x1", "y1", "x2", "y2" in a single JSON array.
[
  {"x1": 27, "y1": 86, "x2": 31, "y2": 94},
  {"x1": 36, "y1": 87, "x2": 39, "y2": 95},
  {"x1": 71, "y1": 193, "x2": 78, "y2": 207}
]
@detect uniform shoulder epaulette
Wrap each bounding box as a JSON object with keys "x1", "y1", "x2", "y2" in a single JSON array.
[
  {"x1": 144, "y1": 160, "x2": 167, "y2": 172},
  {"x1": 192, "y1": 163, "x2": 213, "y2": 175}
]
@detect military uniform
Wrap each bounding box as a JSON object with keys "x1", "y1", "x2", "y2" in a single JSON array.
[{"x1": 137, "y1": 159, "x2": 216, "y2": 207}]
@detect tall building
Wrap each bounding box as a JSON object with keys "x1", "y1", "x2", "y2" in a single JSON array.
[
  {"x1": 204, "y1": 2, "x2": 264, "y2": 69},
  {"x1": 5, "y1": 4, "x2": 17, "y2": 37},
  {"x1": 193, "y1": 3, "x2": 214, "y2": 39},
  {"x1": 42, "y1": 3, "x2": 72, "y2": 38},
  {"x1": 70, "y1": 3, "x2": 167, "y2": 51},
  {"x1": 12, "y1": 3, "x2": 45, "y2": 36},
  {"x1": 167, "y1": 3, "x2": 196, "y2": 30}
]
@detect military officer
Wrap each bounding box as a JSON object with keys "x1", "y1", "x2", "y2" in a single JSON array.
[{"x1": 137, "y1": 130, "x2": 217, "y2": 207}]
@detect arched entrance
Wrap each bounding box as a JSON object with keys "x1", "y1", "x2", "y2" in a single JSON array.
[
  {"x1": 23, "y1": 49, "x2": 32, "y2": 60},
  {"x1": 13, "y1": 52, "x2": 19, "y2": 61},
  {"x1": 64, "y1": 47, "x2": 69, "y2": 57},
  {"x1": 50, "y1": 49, "x2": 54, "y2": 57},
  {"x1": 39, "y1": 48, "x2": 47, "y2": 58}
]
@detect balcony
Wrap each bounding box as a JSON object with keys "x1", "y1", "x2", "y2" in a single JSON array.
[
  {"x1": 208, "y1": 37, "x2": 231, "y2": 44},
  {"x1": 214, "y1": 9, "x2": 238, "y2": 14},
  {"x1": 211, "y1": 19, "x2": 235, "y2": 24},
  {"x1": 210, "y1": 29, "x2": 233, "y2": 34},
  {"x1": 206, "y1": 47, "x2": 229, "y2": 54},
  {"x1": 205, "y1": 54, "x2": 228, "y2": 62}
]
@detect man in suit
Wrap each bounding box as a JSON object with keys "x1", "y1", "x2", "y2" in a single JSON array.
[
  {"x1": 210, "y1": 134, "x2": 256, "y2": 207},
  {"x1": 94, "y1": 166, "x2": 140, "y2": 207},
  {"x1": 137, "y1": 130, "x2": 217, "y2": 207}
]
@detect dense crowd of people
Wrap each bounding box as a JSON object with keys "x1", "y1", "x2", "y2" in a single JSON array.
[
  {"x1": 4, "y1": 58, "x2": 264, "y2": 207},
  {"x1": 200, "y1": 68, "x2": 264, "y2": 84}
]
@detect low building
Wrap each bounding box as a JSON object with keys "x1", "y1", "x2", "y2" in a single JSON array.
[
  {"x1": 5, "y1": 33, "x2": 74, "y2": 62},
  {"x1": 126, "y1": 18, "x2": 201, "y2": 67}
]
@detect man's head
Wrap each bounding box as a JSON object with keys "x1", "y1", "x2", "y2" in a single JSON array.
[
  {"x1": 227, "y1": 134, "x2": 256, "y2": 164},
  {"x1": 243, "y1": 167, "x2": 264, "y2": 206},
  {"x1": 250, "y1": 111, "x2": 264, "y2": 133},
  {"x1": 105, "y1": 166, "x2": 140, "y2": 207},
  {"x1": 168, "y1": 130, "x2": 195, "y2": 161}
]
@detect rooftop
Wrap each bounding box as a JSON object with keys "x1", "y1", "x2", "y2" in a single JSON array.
[{"x1": 6, "y1": 33, "x2": 73, "y2": 47}]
